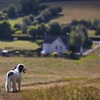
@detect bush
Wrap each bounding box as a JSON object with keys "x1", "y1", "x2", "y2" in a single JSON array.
[
  {"x1": 14, "y1": 23, "x2": 21, "y2": 30},
  {"x1": 15, "y1": 30, "x2": 22, "y2": 36},
  {"x1": 36, "y1": 15, "x2": 45, "y2": 23},
  {"x1": 84, "y1": 39, "x2": 93, "y2": 49},
  {"x1": 36, "y1": 40, "x2": 43, "y2": 46},
  {"x1": 28, "y1": 14, "x2": 34, "y2": 22},
  {"x1": 52, "y1": 52, "x2": 58, "y2": 57},
  {"x1": 39, "y1": 3, "x2": 49, "y2": 11},
  {"x1": 69, "y1": 53, "x2": 80, "y2": 60},
  {"x1": 41, "y1": 9, "x2": 52, "y2": 21},
  {"x1": 95, "y1": 28, "x2": 100, "y2": 35},
  {"x1": 49, "y1": 6, "x2": 62, "y2": 16},
  {"x1": 62, "y1": 51, "x2": 72, "y2": 58},
  {"x1": 23, "y1": 50, "x2": 33, "y2": 57},
  {"x1": 23, "y1": 17, "x2": 31, "y2": 25},
  {"x1": 0, "y1": 11, "x2": 8, "y2": 20}
]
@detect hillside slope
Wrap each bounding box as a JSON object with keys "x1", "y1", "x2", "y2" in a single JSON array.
[{"x1": 48, "y1": 1, "x2": 100, "y2": 23}]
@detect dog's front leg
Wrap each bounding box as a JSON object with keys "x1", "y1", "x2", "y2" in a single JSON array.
[{"x1": 18, "y1": 80, "x2": 21, "y2": 91}]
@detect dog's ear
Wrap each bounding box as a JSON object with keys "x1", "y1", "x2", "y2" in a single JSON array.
[
  {"x1": 19, "y1": 65, "x2": 24, "y2": 73},
  {"x1": 12, "y1": 66, "x2": 17, "y2": 70}
]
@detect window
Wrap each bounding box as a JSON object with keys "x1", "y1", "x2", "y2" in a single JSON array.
[
  {"x1": 55, "y1": 46, "x2": 58, "y2": 49},
  {"x1": 60, "y1": 46, "x2": 62, "y2": 49}
]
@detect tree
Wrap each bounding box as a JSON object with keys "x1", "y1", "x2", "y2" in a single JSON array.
[
  {"x1": 79, "y1": 19, "x2": 92, "y2": 29},
  {"x1": 28, "y1": 26, "x2": 38, "y2": 39},
  {"x1": 95, "y1": 27, "x2": 100, "y2": 35},
  {"x1": 70, "y1": 25, "x2": 88, "y2": 51},
  {"x1": 28, "y1": 14, "x2": 34, "y2": 22},
  {"x1": 21, "y1": 22, "x2": 27, "y2": 34},
  {"x1": 20, "y1": 0, "x2": 40, "y2": 15},
  {"x1": 61, "y1": 24, "x2": 71, "y2": 35},
  {"x1": 0, "y1": 20, "x2": 12, "y2": 38},
  {"x1": 93, "y1": 19, "x2": 100, "y2": 30},
  {"x1": 49, "y1": 6, "x2": 62, "y2": 16},
  {"x1": 47, "y1": 22, "x2": 62, "y2": 35},
  {"x1": 7, "y1": 4, "x2": 17, "y2": 18},
  {"x1": 40, "y1": 9, "x2": 52, "y2": 22},
  {"x1": 0, "y1": 11, "x2": 8, "y2": 20},
  {"x1": 22, "y1": 16, "x2": 32, "y2": 26},
  {"x1": 37, "y1": 23, "x2": 47, "y2": 38},
  {"x1": 71, "y1": 20, "x2": 79, "y2": 26}
]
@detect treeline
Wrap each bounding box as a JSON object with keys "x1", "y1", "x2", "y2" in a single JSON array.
[
  {"x1": 1, "y1": 0, "x2": 62, "y2": 20},
  {"x1": 0, "y1": 0, "x2": 62, "y2": 40},
  {"x1": 2, "y1": 17, "x2": 100, "y2": 50},
  {"x1": 0, "y1": 19, "x2": 95, "y2": 48}
]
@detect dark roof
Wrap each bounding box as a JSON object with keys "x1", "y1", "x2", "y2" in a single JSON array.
[{"x1": 43, "y1": 34, "x2": 69, "y2": 45}]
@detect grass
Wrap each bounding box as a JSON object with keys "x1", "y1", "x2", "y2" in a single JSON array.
[
  {"x1": 1, "y1": 80, "x2": 100, "y2": 100},
  {"x1": 20, "y1": 83, "x2": 100, "y2": 100},
  {"x1": 0, "y1": 1, "x2": 100, "y2": 99},
  {"x1": 0, "y1": 40, "x2": 39, "y2": 50},
  {"x1": 0, "y1": 54, "x2": 100, "y2": 85},
  {"x1": 8, "y1": 18, "x2": 23, "y2": 28},
  {"x1": 0, "y1": 53, "x2": 100, "y2": 99},
  {"x1": 88, "y1": 30, "x2": 96, "y2": 35}
]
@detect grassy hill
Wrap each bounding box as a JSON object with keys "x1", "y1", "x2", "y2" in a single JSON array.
[{"x1": 0, "y1": 54, "x2": 100, "y2": 99}]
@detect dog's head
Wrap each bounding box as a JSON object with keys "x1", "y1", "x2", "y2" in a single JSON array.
[{"x1": 17, "y1": 64, "x2": 27, "y2": 73}]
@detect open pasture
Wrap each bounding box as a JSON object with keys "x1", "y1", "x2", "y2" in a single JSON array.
[
  {"x1": 0, "y1": 40, "x2": 39, "y2": 50},
  {"x1": 0, "y1": 54, "x2": 100, "y2": 100},
  {"x1": 49, "y1": 1, "x2": 100, "y2": 24}
]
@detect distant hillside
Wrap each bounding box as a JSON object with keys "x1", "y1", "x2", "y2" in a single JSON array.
[
  {"x1": 48, "y1": 1, "x2": 100, "y2": 23},
  {"x1": 0, "y1": 0, "x2": 100, "y2": 9}
]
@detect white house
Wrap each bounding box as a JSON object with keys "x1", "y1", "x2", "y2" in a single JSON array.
[{"x1": 41, "y1": 35, "x2": 70, "y2": 55}]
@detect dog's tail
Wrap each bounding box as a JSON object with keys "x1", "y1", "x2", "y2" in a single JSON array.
[{"x1": 5, "y1": 73, "x2": 11, "y2": 92}]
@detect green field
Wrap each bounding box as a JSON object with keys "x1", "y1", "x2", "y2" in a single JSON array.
[
  {"x1": 8, "y1": 18, "x2": 23, "y2": 28},
  {"x1": 0, "y1": 54, "x2": 100, "y2": 99},
  {"x1": 0, "y1": 40, "x2": 39, "y2": 50}
]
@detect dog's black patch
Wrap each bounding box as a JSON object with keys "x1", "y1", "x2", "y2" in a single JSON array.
[
  {"x1": 12, "y1": 66, "x2": 17, "y2": 70},
  {"x1": 8, "y1": 72, "x2": 14, "y2": 78},
  {"x1": 19, "y1": 65, "x2": 24, "y2": 73}
]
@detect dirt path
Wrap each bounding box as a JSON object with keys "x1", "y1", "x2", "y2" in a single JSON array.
[
  {"x1": 84, "y1": 42, "x2": 100, "y2": 56},
  {"x1": 21, "y1": 79, "x2": 100, "y2": 90},
  {"x1": 21, "y1": 80, "x2": 72, "y2": 90}
]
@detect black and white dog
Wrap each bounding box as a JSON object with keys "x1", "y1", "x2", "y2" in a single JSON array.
[{"x1": 5, "y1": 64, "x2": 27, "y2": 92}]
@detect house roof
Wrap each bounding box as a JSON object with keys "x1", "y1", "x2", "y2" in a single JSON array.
[{"x1": 43, "y1": 34, "x2": 69, "y2": 45}]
